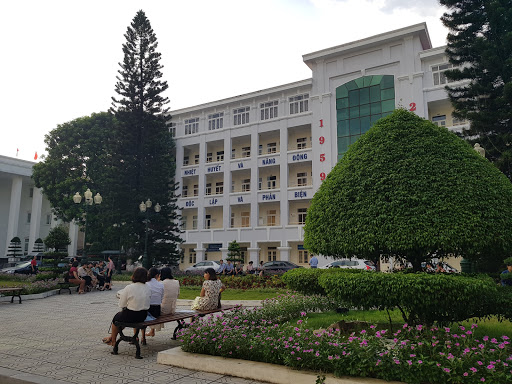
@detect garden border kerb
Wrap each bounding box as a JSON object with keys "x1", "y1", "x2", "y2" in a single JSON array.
[{"x1": 158, "y1": 348, "x2": 404, "y2": 384}]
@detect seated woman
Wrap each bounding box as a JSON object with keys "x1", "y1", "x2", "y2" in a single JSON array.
[
  {"x1": 146, "y1": 267, "x2": 180, "y2": 337},
  {"x1": 191, "y1": 268, "x2": 225, "y2": 311},
  {"x1": 234, "y1": 262, "x2": 244, "y2": 275},
  {"x1": 246, "y1": 261, "x2": 254, "y2": 274},
  {"x1": 102, "y1": 267, "x2": 150, "y2": 346},
  {"x1": 68, "y1": 261, "x2": 86, "y2": 294},
  {"x1": 140, "y1": 268, "x2": 164, "y2": 342}
]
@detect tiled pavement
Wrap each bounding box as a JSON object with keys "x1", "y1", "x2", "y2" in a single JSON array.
[{"x1": 0, "y1": 285, "x2": 265, "y2": 384}]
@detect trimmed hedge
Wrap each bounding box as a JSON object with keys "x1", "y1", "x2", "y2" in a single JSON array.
[
  {"x1": 319, "y1": 272, "x2": 498, "y2": 325},
  {"x1": 282, "y1": 268, "x2": 365, "y2": 295}
]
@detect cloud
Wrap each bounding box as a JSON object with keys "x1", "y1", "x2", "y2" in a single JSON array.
[{"x1": 327, "y1": 0, "x2": 441, "y2": 16}]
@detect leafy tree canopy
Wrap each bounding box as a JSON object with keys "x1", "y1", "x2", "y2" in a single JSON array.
[
  {"x1": 44, "y1": 225, "x2": 71, "y2": 252},
  {"x1": 304, "y1": 109, "x2": 512, "y2": 270},
  {"x1": 440, "y1": 0, "x2": 512, "y2": 178},
  {"x1": 227, "y1": 240, "x2": 244, "y2": 264}
]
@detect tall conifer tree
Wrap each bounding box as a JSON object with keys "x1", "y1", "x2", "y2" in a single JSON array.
[
  {"x1": 110, "y1": 10, "x2": 182, "y2": 267},
  {"x1": 440, "y1": 0, "x2": 512, "y2": 178}
]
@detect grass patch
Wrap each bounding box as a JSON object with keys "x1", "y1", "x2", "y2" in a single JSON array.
[
  {"x1": 296, "y1": 309, "x2": 512, "y2": 339},
  {"x1": 179, "y1": 286, "x2": 284, "y2": 300},
  {"x1": 0, "y1": 281, "x2": 25, "y2": 287}
]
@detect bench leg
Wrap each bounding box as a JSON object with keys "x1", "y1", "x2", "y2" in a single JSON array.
[
  {"x1": 112, "y1": 327, "x2": 143, "y2": 359},
  {"x1": 10, "y1": 294, "x2": 21, "y2": 304},
  {"x1": 173, "y1": 319, "x2": 188, "y2": 340}
]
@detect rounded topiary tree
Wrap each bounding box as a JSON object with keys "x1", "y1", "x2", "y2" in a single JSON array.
[{"x1": 304, "y1": 109, "x2": 512, "y2": 271}]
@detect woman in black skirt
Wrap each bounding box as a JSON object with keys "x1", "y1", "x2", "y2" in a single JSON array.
[{"x1": 102, "y1": 267, "x2": 150, "y2": 346}]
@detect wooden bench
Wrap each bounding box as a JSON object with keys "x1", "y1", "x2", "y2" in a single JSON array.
[
  {"x1": 112, "y1": 305, "x2": 236, "y2": 358},
  {"x1": 0, "y1": 287, "x2": 23, "y2": 304},
  {"x1": 57, "y1": 282, "x2": 79, "y2": 295}
]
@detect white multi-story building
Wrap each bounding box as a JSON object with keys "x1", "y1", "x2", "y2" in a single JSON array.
[
  {"x1": 171, "y1": 23, "x2": 468, "y2": 269},
  {"x1": 0, "y1": 156, "x2": 56, "y2": 263}
]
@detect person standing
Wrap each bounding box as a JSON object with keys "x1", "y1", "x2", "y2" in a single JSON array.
[
  {"x1": 501, "y1": 258, "x2": 512, "y2": 286},
  {"x1": 309, "y1": 255, "x2": 319, "y2": 269},
  {"x1": 104, "y1": 256, "x2": 115, "y2": 290},
  {"x1": 30, "y1": 256, "x2": 38, "y2": 274}
]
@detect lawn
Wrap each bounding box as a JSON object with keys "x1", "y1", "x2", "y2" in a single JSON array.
[
  {"x1": 0, "y1": 281, "x2": 24, "y2": 287},
  {"x1": 178, "y1": 286, "x2": 284, "y2": 300},
  {"x1": 298, "y1": 309, "x2": 512, "y2": 340}
]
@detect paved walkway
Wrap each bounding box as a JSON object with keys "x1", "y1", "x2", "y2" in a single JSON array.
[{"x1": 0, "y1": 285, "x2": 264, "y2": 384}]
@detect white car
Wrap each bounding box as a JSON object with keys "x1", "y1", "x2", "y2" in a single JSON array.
[
  {"x1": 321, "y1": 258, "x2": 376, "y2": 271},
  {"x1": 184, "y1": 260, "x2": 222, "y2": 274}
]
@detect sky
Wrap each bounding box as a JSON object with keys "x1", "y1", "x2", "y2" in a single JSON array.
[{"x1": 0, "y1": 0, "x2": 449, "y2": 161}]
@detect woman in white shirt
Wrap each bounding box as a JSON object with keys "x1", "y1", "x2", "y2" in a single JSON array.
[
  {"x1": 146, "y1": 267, "x2": 180, "y2": 337},
  {"x1": 102, "y1": 267, "x2": 150, "y2": 346}
]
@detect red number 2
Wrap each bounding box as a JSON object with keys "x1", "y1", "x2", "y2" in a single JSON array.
[{"x1": 409, "y1": 102, "x2": 416, "y2": 112}]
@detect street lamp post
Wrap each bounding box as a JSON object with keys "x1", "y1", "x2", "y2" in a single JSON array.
[
  {"x1": 139, "y1": 199, "x2": 161, "y2": 269},
  {"x1": 73, "y1": 188, "x2": 102, "y2": 262}
]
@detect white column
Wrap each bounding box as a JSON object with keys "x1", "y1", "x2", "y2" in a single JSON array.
[
  {"x1": 278, "y1": 246, "x2": 291, "y2": 262},
  {"x1": 250, "y1": 130, "x2": 259, "y2": 228},
  {"x1": 68, "y1": 220, "x2": 79, "y2": 256},
  {"x1": 28, "y1": 187, "x2": 43, "y2": 253},
  {"x1": 5, "y1": 176, "x2": 23, "y2": 256},
  {"x1": 279, "y1": 121, "x2": 289, "y2": 226},
  {"x1": 248, "y1": 247, "x2": 260, "y2": 265},
  {"x1": 195, "y1": 248, "x2": 205, "y2": 263},
  {"x1": 220, "y1": 247, "x2": 229, "y2": 261}
]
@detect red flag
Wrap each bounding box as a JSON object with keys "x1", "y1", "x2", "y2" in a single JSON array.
[
  {"x1": 16, "y1": 148, "x2": 19, "y2": 157},
  {"x1": 34, "y1": 152, "x2": 38, "y2": 160}
]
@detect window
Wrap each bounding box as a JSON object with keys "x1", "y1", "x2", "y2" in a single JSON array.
[
  {"x1": 215, "y1": 182, "x2": 224, "y2": 195},
  {"x1": 205, "y1": 215, "x2": 212, "y2": 229},
  {"x1": 297, "y1": 172, "x2": 308, "y2": 187},
  {"x1": 46, "y1": 214, "x2": 52, "y2": 225},
  {"x1": 169, "y1": 122, "x2": 176, "y2": 137},
  {"x1": 242, "y1": 212, "x2": 250, "y2": 227},
  {"x1": 297, "y1": 137, "x2": 307, "y2": 150},
  {"x1": 267, "y1": 175, "x2": 277, "y2": 190},
  {"x1": 258, "y1": 178, "x2": 262, "y2": 190},
  {"x1": 182, "y1": 185, "x2": 188, "y2": 197},
  {"x1": 183, "y1": 156, "x2": 189, "y2": 166},
  {"x1": 231, "y1": 148, "x2": 236, "y2": 159},
  {"x1": 299, "y1": 249, "x2": 309, "y2": 264},
  {"x1": 242, "y1": 146, "x2": 251, "y2": 158},
  {"x1": 233, "y1": 106, "x2": 250, "y2": 125},
  {"x1": 29, "y1": 188, "x2": 34, "y2": 198},
  {"x1": 194, "y1": 154, "x2": 200, "y2": 164},
  {"x1": 242, "y1": 179, "x2": 250, "y2": 192},
  {"x1": 432, "y1": 115, "x2": 446, "y2": 127},
  {"x1": 258, "y1": 144, "x2": 263, "y2": 155},
  {"x1": 217, "y1": 151, "x2": 224, "y2": 162},
  {"x1": 289, "y1": 94, "x2": 309, "y2": 115},
  {"x1": 260, "y1": 100, "x2": 278, "y2": 120},
  {"x1": 267, "y1": 142, "x2": 277, "y2": 154},
  {"x1": 267, "y1": 210, "x2": 276, "y2": 226},
  {"x1": 432, "y1": 63, "x2": 455, "y2": 86},
  {"x1": 185, "y1": 118, "x2": 199, "y2": 135},
  {"x1": 208, "y1": 112, "x2": 224, "y2": 130},
  {"x1": 189, "y1": 251, "x2": 197, "y2": 264},
  {"x1": 181, "y1": 217, "x2": 187, "y2": 230},
  {"x1": 298, "y1": 208, "x2": 307, "y2": 225},
  {"x1": 206, "y1": 153, "x2": 213, "y2": 163},
  {"x1": 452, "y1": 115, "x2": 467, "y2": 126},
  {"x1": 267, "y1": 247, "x2": 277, "y2": 261},
  {"x1": 231, "y1": 180, "x2": 235, "y2": 193},
  {"x1": 27, "y1": 212, "x2": 31, "y2": 224},
  {"x1": 193, "y1": 184, "x2": 199, "y2": 196},
  {"x1": 336, "y1": 75, "x2": 395, "y2": 158},
  {"x1": 231, "y1": 212, "x2": 235, "y2": 228},
  {"x1": 192, "y1": 215, "x2": 198, "y2": 230},
  {"x1": 24, "y1": 238, "x2": 29, "y2": 253},
  {"x1": 205, "y1": 183, "x2": 212, "y2": 196}
]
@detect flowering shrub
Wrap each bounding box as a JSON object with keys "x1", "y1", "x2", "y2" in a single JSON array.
[
  {"x1": 0, "y1": 272, "x2": 62, "y2": 294},
  {"x1": 177, "y1": 274, "x2": 286, "y2": 290},
  {"x1": 179, "y1": 295, "x2": 512, "y2": 384}
]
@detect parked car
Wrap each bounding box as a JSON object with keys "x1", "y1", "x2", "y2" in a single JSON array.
[
  {"x1": 184, "y1": 261, "x2": 222, "y2": 274},
  {"x1": 320, "y1": 258, "x2": 376, "y2": 270},
  {"x1": 259, "y1": 261, "x2": 302, "y2": 275},
  {"x1": 0, "y1": 261, "x2": 33, "y2": 274}
]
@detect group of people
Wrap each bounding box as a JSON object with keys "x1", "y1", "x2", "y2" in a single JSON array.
[
  {"x1": 102, "y1": 266, "x2": 225, "y2": 346},
  {"x1": 216, "y1": 259, "x2": 265, "y2": 276},
  {"x1": 68, "y1": 257, "x2": 115, "y2": 294}
]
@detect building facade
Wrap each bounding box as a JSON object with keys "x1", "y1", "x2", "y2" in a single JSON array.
[
  {"x1": 0, "y1": 155, "x2": 56, "y2": 262},
  {"x1": 170, "y1": 23, "x2": 467, "y2": 269}
]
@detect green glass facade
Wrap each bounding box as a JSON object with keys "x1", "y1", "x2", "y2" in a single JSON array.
[{"x1": 336, "y1": 75, "x2": 395, "y2": 159}]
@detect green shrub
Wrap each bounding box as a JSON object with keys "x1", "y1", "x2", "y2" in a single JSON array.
[
  {"x1": 177, "y1": 274, "x2": 286, "y2": 290},
  {"x1": 282, "y1": 268, "x2": 365, "y2": 295},
  {"x1": 319, "y1": 272, "x2": 498, "y2": 325}
]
